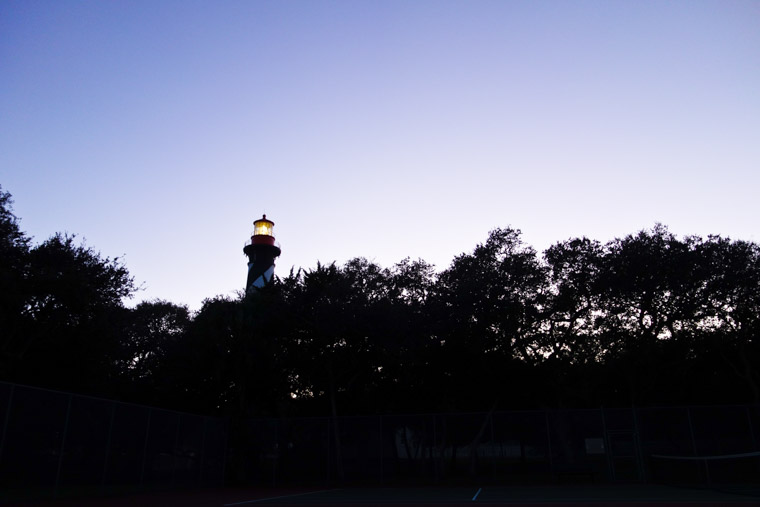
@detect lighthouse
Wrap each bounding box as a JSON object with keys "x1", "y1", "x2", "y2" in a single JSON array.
[{"x1": 243, "y1": 214, "x2": 281, "y2": 292}]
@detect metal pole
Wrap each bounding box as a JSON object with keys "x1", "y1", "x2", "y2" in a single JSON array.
[
  {"x1": 632, "y1": 407, "x2": 645, "y2": 482},
  {"x1": 172, "y1": 413, "x2": 181, "y2": 485},
  {"x1": 0, "y1": 384, "x2": 15, "y2": 467},
  {"x1": 198, "y1": 417, "x2": 208, "y2": 483},
  {"x1": 326, "y1": 417, "x2": 331, "y2": 487},
  {"x1": 54, "y1": 394, "x2": 73, "y2": 496},
  {"x1": 686, "y1": 407, "x2": 698, "y2": 456},
  {"x1": 686, "y1": 407, "x2": 709, "y2": 486},
  {"x1": 433, "y1": 414, "x2": 438, "y2": 482},
  {"x1": 489, "y1": 412, "x2": 495, "y2": 475},
  {"x1": 220, "y1": 417, "x2": 230, "y2": 486},
  {"x1": 600, "y1": 408, "x2": 614, "y2": 481},
  {"x1": 379, "y1": 415, "x2": 383, "y2": 485},
  {"x1": 140, "y1": 409, "x2": 152, "y2": 488},
  {"x1": 101, "y1": 403, "x2": 116, "y2": 491},
  {"x1": 545, "y1": 411, "x2": 554, "y2": 470},
  {"x1": 273, "y1": 421, "x2": 278, "y2": 487},
  {"x1": 746, "y1": 405, "x2": 758, "y2": 451}
]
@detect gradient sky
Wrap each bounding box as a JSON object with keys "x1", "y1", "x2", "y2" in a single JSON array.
[{"x1": 2, "y1": 0, "x2": 759, "y2": 310}]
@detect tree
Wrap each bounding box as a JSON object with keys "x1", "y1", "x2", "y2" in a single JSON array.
[
  {"x1": 376, "y1": 258, "x2": 437, "y2": 413},
  {"x1": 0, "y1": 186, "x2": 32, "y2": 377},
  {"x1": 113, "y1": 299, "x2": 191, "y2": 402},
  {"x1": 434, "y1": 228, "x2": 547, "y2": 410},
  {"x1": 698, "y1": 236, "x2": 760, "y2": 402},
  {"x1": 593, "y1": 225, "x2": 709, "y2": 404},
  {"x1": 541, "y1": 237, "x2": 606, "y2": 405},
  {"x1": 16, "y1": 233, "x2": 135, "y2": 392}
]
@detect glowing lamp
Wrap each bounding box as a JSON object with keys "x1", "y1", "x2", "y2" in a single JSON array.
[{"x1": 251, "y1": 215, "x2": 276, "y2": 246}]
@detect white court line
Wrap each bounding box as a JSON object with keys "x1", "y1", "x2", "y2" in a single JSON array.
[
  {"x1": 223, "y1": 488, "x2": 342, "y2": 506},
  {"x1": 472, "y1": 487, "x2": 482, "y2": 501}
]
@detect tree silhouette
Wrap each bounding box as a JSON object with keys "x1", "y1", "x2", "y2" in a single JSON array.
[
  {"x1": 112, "y1": 299, "x2": 191, "y2": 404},
  {"x1": 16, "y1": 234, "x2": 135, "y2": 393},
  {"x1": 3, "y1": 183, "x2": 760, "y2": 416},
  {"x1": 0, "y1": 186, "x2": 32, "y2": 378},
  {"x1": 699, "y1": 236, "x2": 760, "y2": 402},
  {"x1": 434, "y1": 228, "x2": 546, "y2": 410}
]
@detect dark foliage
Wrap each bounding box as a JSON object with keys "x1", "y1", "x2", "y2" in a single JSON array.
[{"x1": 1, "y1": 185, "x2": 758, "y2": 417}]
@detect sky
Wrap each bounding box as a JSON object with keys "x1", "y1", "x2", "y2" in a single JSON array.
[{"x1": 2, "y1": 0, "x2": 759, "y2": 311}]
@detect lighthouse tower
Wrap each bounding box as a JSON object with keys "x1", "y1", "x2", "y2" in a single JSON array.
[{"x1": 243, "y1": 214, "x2": 281, "y2": 292}]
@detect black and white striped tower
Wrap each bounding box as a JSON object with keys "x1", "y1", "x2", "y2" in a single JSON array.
[{"x1": 243, "y1": 214, "x2": 281, "y2": 292}]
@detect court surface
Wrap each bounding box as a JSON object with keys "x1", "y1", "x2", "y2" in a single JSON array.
[
  {"x1": 219, "y1": 485, "x2": 760, "y2": 505},
  {"x1": 10, "y1": 484, "x2": 760, "y2": 506}
]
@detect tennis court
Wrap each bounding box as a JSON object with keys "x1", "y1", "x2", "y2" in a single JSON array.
[
  {"x1": 3, "y1": 385, "x2": 759, "y2": 506},
  {"x1": 10, "y1": 484, "x2": 760, "y2": 506}
]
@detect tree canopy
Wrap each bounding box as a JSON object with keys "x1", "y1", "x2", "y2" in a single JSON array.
[{"x1": 1, "y1": 185, "x2": 758, "y2": 416}]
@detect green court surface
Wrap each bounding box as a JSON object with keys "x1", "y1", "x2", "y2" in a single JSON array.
[
  {"x1": 9, "y1": 484, "x2": 760, "y2": 506},
  {"x1": 220, "y1": 485, "x2": 760, "y2": 505}
]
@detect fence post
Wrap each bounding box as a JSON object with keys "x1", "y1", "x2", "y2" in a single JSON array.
[
  {"x1": 325, "y1": 417, "x2": 331, "y2": 487},
  {"x1": 0, "y1": 384, "x2": 15, "y2": 469},
  {"x1": 172, "y1": 413, "x2": 181, "y2": 485},
  {"x1": 140, "y1": 408, "x2": 153, "y2": 488},
  {"x1": 431, "y1": 414, "x2": 446, "y2": 482},
  {"x1": 686, "y1": 407, "x2": 698, "y2": 456},
  {"x1": 746, "y1": 405, "x2": 758, "y2": 451},
  {"x1": 632, "y1": 407, "x2": 645, "y2": 482},
  {"x1": 273, "y1": 420, "x2": 278, "y2": 487},
  {"x1": 54, "y1": 394, "x2": 73, "y2": 496},
  {"x1": 101, "y1": 403, "x2": 116, "y2": 491},
  {"x1": 220, "y1": 417, "x2": 230, "y2": 486},
  {"x1": 379, "y1": 415, "x2": 383, "y2": 485},
  {"x1": 489, "y1": 412, "x2": 495, "y2": 475},
  {"x1": 600, "y1": 407, "x2": 614, "y2": 481},
  {"x1": 544, "y1": 411, "x2": 554, "y2": 471},
  {"x1": 199, "y1": 417, "x2": 208, "y2": 483},
  {"x1": 686, "y1": 407, "x2": 710, "y2": 485}
]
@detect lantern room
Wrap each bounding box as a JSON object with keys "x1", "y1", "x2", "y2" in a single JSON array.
[{"x1": 251, "y1": 214, "x2": 276, "y2": 246}]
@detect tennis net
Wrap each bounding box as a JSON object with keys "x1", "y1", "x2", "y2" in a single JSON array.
[{"x1": 649, "y1": 451, "x2": 760, "y2": 492}]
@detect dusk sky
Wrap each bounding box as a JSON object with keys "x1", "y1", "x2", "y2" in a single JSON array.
[{"x1": 2, "y1": 0, "x2": 759, "y2": 311}]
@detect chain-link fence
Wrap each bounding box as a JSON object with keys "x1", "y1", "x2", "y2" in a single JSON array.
[
  {"x1": 3, "y1": 380, "x2": 758, "y2": 499},
  {"x1": 239, "y1": 405, "x2": 760, "y2": 487},
  {"x1": 0, "y1": 382, "x2": 228, "y2": 502}
]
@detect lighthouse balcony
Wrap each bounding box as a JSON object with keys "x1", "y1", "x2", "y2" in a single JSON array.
[{"x1": 244, "y1": 238, "x2": 281, "y2": 249}]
